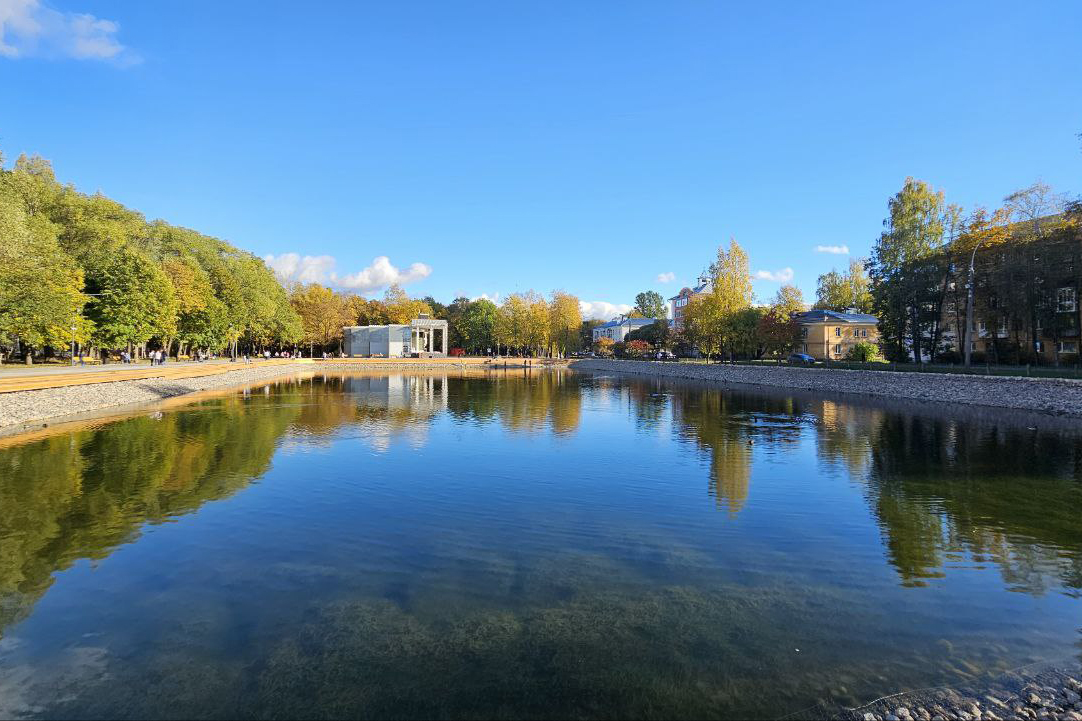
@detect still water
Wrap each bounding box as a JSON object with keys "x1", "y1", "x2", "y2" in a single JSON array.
[{"x1": 0, "y1": 370, "x2": 1080, "y2": 719}]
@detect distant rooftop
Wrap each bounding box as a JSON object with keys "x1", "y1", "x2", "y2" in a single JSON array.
[
  {"x1": 794, "y1": 309, "x2": 878, "y2": 324},
  {"x1": 595, "y1": 317, "x2": 658, "y2": 329}
]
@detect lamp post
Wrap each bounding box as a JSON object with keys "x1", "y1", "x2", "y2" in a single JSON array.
[{"x1": 963, "y1": 239, "x2": 984, "y2": 367}]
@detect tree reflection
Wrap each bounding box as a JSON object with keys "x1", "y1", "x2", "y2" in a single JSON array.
[
  {"x1": 859, "y1": 414, "x2": 1082, "y2": 595},
  {"x1": 0, "y1": 396, "x2": 301, "y2": 637},
  {"x1": 0, "y1": 372, "x2": 588, "y2": 638},
  {"x1": 445, "y1": 370, "x2": 582, "y2": 437}
]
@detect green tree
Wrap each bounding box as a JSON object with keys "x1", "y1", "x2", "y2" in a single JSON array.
[
  {"x1": 461, "y1": 298, "x2": 498, "y2": 354},
  {"x1": 772, "y1": 284, "x2": 806, "y2": 318},
  {"x1": 89, "y1": 247, "x2": 178, "y2": 354},
  {"x1": 626, "y1": 319, "x2": 671, "y2": 349},
  {"x1": 868, "y1": 178, "x2": 951, "y2": 362},
  {"x1": 845, "y1": 341, "x2": 882, "y2": 362},
  {"x1": 634, "y1": 291, "x2": 667, "y2": 320},
  {"x1": 815, "y1": 259, "x2": 872, "y2": 313},
  {"x1": 0, "y1": 189, "x2": 89, "y2": 362}
]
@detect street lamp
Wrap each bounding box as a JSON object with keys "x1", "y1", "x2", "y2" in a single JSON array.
[{"x1": 962, "y1": 239, "x2": 985, "y2": 367}]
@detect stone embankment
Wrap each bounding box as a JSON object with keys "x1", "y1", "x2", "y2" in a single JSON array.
[
  {"x1": 569, "y1": 360, "x2": 1082, "y2": 419},
  {"x1": 0, "y1": 360, "x2": 505, "y2": 434}
]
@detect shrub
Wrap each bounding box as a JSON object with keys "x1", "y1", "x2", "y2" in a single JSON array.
[
  {"x1": 593, "y1": 337, "x2": 615, "y2": 358},
  {"x1": 845, "y1": 341, "x2": 882, "y2": 362},
  {"x1": 624, "y1": 340, "x2": 652, "y2": 358},
  {"x1": 935, "y1": 350, "x2": 961, "y2": 365}
]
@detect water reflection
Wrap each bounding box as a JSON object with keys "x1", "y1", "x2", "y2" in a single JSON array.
[
  {"x1": 0, "y1": 396, "x2": 300, "y2": 636},
  {"x1": 862, "y1": 413, "x2": 1082, "y2": 595},
  {"x1": 0, "y1": 371, "x2": 1080, "y2": 719}
]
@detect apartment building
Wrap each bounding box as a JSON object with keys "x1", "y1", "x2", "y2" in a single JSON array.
[{"x1": 793, "y1": 310, "x2": 880, "y2": 361}]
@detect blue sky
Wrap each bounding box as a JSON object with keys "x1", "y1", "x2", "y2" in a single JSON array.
[{"x1": 1, "y1": 1, "x2": 1080, "y2": 318}]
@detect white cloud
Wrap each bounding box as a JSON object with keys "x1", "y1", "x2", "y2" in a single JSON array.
[
  {"x1": 815, "y1": 244, "x2": 850, "y2": 255},
  {"x1": 656, "y1": 271, "x2": 675, "y2": 283},
  {"x1": 753, "y1": 267, "x2": 795, "y2": 283},
  {"x1": 471, "y1": 292, "x2": 501, "y2": 305},
  {"x1": 0, "y1": 0, "x2": 136, "y2": 63},
  {"x1": 264, "y1": 253, "x2": 432, "y2": 293},
  {"x1": 579, "y1": 300, "x2": 633, "y2": 321}
]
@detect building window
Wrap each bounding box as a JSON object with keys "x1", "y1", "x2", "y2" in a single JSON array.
[
  {"x1": 802, "y1": 343, "x2": 808, "y2": 353},
  {"x1": 834, "y1": 344, "x2": 842, "y2": 355},
  {"x1": 834, "y1": 327, "x2": 841, "y2": 337},
  {"x1": 1057, "y1": 288, "x2": 1077, "y2": 313},
  {"x1": 1058, "y1": 341, "x2": 1078, "y2": 354},
  {"x1": 801, "y1": 327, "x2": 808, "y2": 338},
  {"x1": 1035, "y1": 341, "x2": 1043, "y2": 353}
]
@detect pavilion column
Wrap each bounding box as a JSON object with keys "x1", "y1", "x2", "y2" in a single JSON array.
[{"x1": 442, "y1": 326, "x2": 447, "y2": 354}]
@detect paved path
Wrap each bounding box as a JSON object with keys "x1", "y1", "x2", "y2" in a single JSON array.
[
  {"x1": 0, "y1": 359, "x2": 304, "y2": 393},
  {"x1": 0, "y1": 359, "x2": 242, "y2": 377},
  {"x1": 0, "y1": 356, "x2": 544, "y2": 394}
]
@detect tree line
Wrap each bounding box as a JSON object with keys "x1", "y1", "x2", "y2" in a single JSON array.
[
  {"x1": 0, "y1": 152, "x2": 302, "y2": 363},
  {"x1": 863, "y1": 178, "x2": 1081, "y2": 365},
  {"x1": 587, "y1": 239, "x2": 809, "y2": 361},
  {"x1": 0, "y1": 150, "x2": 588, "y2": 363},
  {"x1": 288, "y1": 283, "x2": 584, "y2": 357}
]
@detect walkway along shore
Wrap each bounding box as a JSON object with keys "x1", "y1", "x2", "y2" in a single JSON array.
[
  {"x1": 569, "y1": 359, "x2": 1082, "y2": 419},
  {"x1": 0, "y1": 357, "x2": 562, "y2": 436}
]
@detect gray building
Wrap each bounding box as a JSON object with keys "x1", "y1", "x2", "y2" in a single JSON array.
[
  {"x1": 592, "y1": 317, "x2": 657, "y2": 344},
  {"x1": 343, "y1": 315, "x2": 449, "y2": 358}
]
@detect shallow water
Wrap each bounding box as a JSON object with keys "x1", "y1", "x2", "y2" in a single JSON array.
[{"x1": 0, "y1": 370, "x2": 1080, "y2": 719}]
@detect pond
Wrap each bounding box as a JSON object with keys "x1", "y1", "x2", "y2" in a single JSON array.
[{"x1": 0, "y1": 370, "x2": 1080, "y2": 719}]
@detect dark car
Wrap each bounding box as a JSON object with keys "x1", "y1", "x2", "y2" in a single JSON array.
[{"x1": 787, "y1": 352, "x2": 816, "y2": 366}]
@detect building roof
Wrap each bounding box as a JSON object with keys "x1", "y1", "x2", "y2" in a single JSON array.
[
  {"x1": 668, "y1": 278, "x2": 713, "y2": 302},
  {"x1": 793, "y1": 309, "x2": 879, "y2": 324},
  {"x1": 594, "y1": 317, "x2": 657, "y2": 330}
]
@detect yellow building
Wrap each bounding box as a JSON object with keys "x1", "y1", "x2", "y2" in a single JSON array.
[{"x1": 793, "y1": 310, "x2": 879, "y2": 361}]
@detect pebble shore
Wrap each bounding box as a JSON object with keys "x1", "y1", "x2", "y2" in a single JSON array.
[
  {"x1": 570, "y1": 360, "x2": 1082, "y2": 418},
  {"x1": 0, "y1": 361, "x2": 486, "y2": 434},
  {"x1": 838, "y1": 669, "x2": 1082, "y2": 721}
]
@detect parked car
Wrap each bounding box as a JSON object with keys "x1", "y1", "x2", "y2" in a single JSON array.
[{"x1": 787, "y1": 353, "x2": 816, "y2": 366}]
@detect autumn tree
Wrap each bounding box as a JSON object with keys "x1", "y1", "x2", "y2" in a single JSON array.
[
  {"x1": 548, "y1": 291, "x2": 582, "y2": 356},
  {"x1": 290, "y1": 283, "x2": 352, "y2": 356},
  {"x1": 772, "y1": 284, "x2": 806, "y2": 318},
  {"x1": 383, "y1": 284, "x2": 431, "y2": 324},
  {"x1": 685, "y1": 239, "x2": 754, "y2": 359},
  {"x1": 757, "y1": 285, "x2": 804, "y2": 358}
]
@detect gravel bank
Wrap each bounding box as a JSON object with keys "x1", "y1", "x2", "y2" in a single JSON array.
[
  {"x1": 836, "y1": 666, "x2": 1082, "y2": 721},
  {"x1": 0, "y1": 361, "x2": 490, "y2": 434},
  {"x1": 570, "y1": 360, "x2": 1082, "y2": 419}
]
